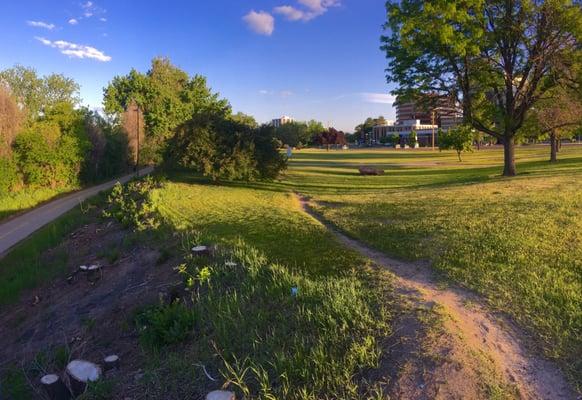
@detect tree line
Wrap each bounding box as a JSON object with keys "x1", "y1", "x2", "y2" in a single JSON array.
[
  {"x1": 0, "y1": 58, "x2": 288, "y2": 193},
  {"x1": 0, "y1": 65, "x2": 130, "y2": 193}
]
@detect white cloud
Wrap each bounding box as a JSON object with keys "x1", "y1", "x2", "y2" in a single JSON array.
[
  {"x1": 280, "y1": 90, "x2": 294, "y2": 97},
  {"x1": 274, "y1": 0, "x2": 340, "y2": 22},
  {"x1": 68, "y1": 18, "x2": 79, "y2": 25},
  {"x1": 243, "y1": 10, "x2": 274, "y2": 36},
  {"x1": 99, "y1": 17, "x2": 107, "y2": 22},
  {"x1": 27, "y1": 20, "x2": 55, "y2": 30},
  {"x1": 273, "y1": 6, "x2": 307, "y2": 21},
  {"x1": 360, "y1": 93, "x2": 396, "y2": 104},
  {"x1": 35, "y1": 37, "x2": 111, "y2": 62},
  {"x1": 259, "y1": 89, "x2": 270, "y2": 95}
]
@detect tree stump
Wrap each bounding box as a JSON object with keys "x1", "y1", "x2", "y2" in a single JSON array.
[
  {"x1": 86, "y1": 265, "x2": 102, "y2": 283},
  {"x1": 40, "y1": 374, "x2": 71, "y2": 400},
  {"x1": 192, "y1": 245, "x2": 210, "y2": 256},
  {"x1": 206, "y1": 390, "x2": 236, "y2": 400},
  {"x1": 103, "y1": 355, "x2": 120, "y2": 372},
  {"x1": 66, "y1": 360, "x2": 102, "y2": 396}
]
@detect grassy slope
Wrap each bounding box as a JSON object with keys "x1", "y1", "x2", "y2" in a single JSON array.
[
  {"x1": 148, "y1": 176, "x2": 395, "y2": 398},
  {"x1": 0, "y1": 186, "x2": 73, "y2": 221},
  {"x1": 285, "y1": 145, "x2": 582, "y2": 384}
]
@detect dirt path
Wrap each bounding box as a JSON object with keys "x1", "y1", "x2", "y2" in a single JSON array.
[
  {"x1": 0, "y1": 166, "x2": 154, "y2": 258},
  {"x1": 297, "y1": 194, "x2": 578, "y2": 400}
]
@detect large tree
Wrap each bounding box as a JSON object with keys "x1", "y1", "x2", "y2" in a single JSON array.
[
  {"x1": 525, "y1": 88, "x2": 582, "y2": 162},
  {"x1": 382, "y1": 0, "x2": 582, "y2": 176},
  {"x1": 0, "y1": 65, "x2": 80, "y2": 122},
  {"x1": 103, "y1": 58, "x2": 229, "y2": 160}
]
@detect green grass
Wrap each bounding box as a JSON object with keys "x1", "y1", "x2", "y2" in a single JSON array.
[
  {"x1": 0, "y1": 186, "x2": 74, "y2": 221},
  {"x1": 286, "y1": 144, "x2": 582, "y2": 386},
  {"x1": 0, "y1": 195, "x2": 103, "y2": 307}
]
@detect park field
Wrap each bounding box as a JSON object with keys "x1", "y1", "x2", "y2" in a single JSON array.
[
  {"x1": 0, "y1": 144, "x2": 580, "y2": 398},
  {"x1": 283, "y1": 144, "x2": 582, "y2": 384}
]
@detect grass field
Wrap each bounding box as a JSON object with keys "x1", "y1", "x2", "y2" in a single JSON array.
[
  {"x1": 0, "y1": 144, "x2": 580, "y2": 395},
  {"x1": 283, "y1": 144, "x2": 582, "y2": 385}
]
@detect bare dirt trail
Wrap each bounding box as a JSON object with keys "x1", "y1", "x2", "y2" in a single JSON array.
[{"x1": 297, "y1": 194, "x2": 578, "y2": 400}]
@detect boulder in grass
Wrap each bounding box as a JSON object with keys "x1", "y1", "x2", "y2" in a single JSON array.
[
  {"x1": 206, "y1": 391, "x2": 236, "y2": 400},
  {"x1": 358, "y1": 166, "x2": 385, "y2": 176}
]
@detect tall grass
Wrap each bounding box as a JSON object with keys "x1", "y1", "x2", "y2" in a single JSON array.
[{"x1": 137, "y1": 237, "x2": 393, "y2": 399}]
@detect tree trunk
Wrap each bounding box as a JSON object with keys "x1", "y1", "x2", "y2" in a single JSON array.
[
  {"x1": 550, "y1": 131, "x2": 558, "y2": 163},
  {"x1": 502, "y1": 136, "x2": 517, "y2": 176}
]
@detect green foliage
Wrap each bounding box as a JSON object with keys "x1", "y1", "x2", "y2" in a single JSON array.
[
  {"x1": 163, "y1": 238, "x2": 391, "y2": 398},
  {"x1": 0, "y1": 368, "x2": 32, "y2": 400},
  {"x1": 167, "y1": 113, "x2": 286, "y2": 182},
  {"x1": 104, "y1": 57, "x2": 231, "y2": 160},
  {"x1": 408, "y1": 130, "x2": 418, "y2": 147},
  {"x1": 0, "y1": 64, "x2": 80, "y2": 122},
  {"x1": 382, "y1": 0, "x2": 582, "y2": 175},
  {"x1": 0, "y1": 156, "x2": 19, "y2": 193},
  {"x1": 390, "y1": 133, "x2": 400, "y2": 146},
  {"x1": 439, "y1": 125, "x2": 474, "y2": 161},
  {"x1": 275, "y1": 121, "x2": 311, "y2": 147},
  {"x1": 135, "y1": 301, "x2": 197, "y2": 349},
  {"x1": 103, "y1": 176, "x2": 164, "y2": 231}
]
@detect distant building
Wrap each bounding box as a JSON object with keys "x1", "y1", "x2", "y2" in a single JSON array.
[
  {"x1": 394, "y1": 95, "x2": 462, "y2": 129},
  {"x1": 271, "y1": 115, "x2": 294, "y2": 128},
  {"x1": 372, "y1": 119, "x2": 439, "y2": 147}
]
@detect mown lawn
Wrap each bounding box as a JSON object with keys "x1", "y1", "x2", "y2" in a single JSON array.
[{"x1": 285, "y1": 144, "x2": 582, "y2": 386}]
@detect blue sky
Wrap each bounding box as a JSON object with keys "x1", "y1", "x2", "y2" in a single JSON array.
[{"x1": 0, "y1": 0, "x2": 397, "y2": 132}]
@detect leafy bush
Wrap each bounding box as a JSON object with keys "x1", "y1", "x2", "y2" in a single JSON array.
[
  {"x1": 102, "y1": 176, "x2": 163, "y2": 231},
  {"x1": 0, "y1": 156, "x2": 19, "y2": 193},
  {"x1": 166, "y1": 113, "x2": 286, "y2": 182}
]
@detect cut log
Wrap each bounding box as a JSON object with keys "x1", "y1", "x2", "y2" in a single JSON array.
[
  {"x1": 192, "y1": 245, "x2": 210, "y2": 256},
  {"x1": 224, "y1": 261, "x2": 237, "y2": 267},
  {"x1": 358, "y1": 166, "x2": 385, "y2": 176},
  {"x1": 86, "y1": 265, "x2": 102, "y2": 283},
  {"x1": 40, "y1": 374, "x2": 71, "y2": 400},
  {"x1": 66, "y1": 359, "x2": 102, "y2": 396},
  {"x1": 103, "y1": 355, "x2": 120, "y2": 372},
  {"x1": 79, "y1": 265, "x2": 89, "y2": 272},
  {"x1": 206, "y1": 390, "x2": 236, "y2": 400}
]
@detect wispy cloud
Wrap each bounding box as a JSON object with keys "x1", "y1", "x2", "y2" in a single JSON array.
[
  {"x1": 258, "y1": 89, "x2": 294, "y2": 98},
  {"x1": 27, "y1": 20, "x2": 55, "y2": 30},
  {"x1": 243, "y1": 10, "x2": 275, "y2": 36},
  {"x1": 68, "y1": 18, "x2": 79, "y2": 25},
  {"x1": 274, "y1": 0, "x2": 340, "y2": 22},
  {"x1": 360, "y1": 92, "x2": 396, "y2": 104},
  {"x1": 35, "y1": 37, "x2": 111, "y2": 62},
  {"x1": 280, "y1": 90, "x2": 294, "y2": 97}
]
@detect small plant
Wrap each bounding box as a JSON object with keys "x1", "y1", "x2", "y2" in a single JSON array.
[
  {"x1": 102, "y1": 176, "x2": 164, "y2": 231},
  {"x1": 135, "y1": 302, "x2": 197, "y2": 349}
]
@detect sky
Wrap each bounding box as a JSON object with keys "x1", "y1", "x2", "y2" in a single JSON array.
[{"x1": 0, "y1": 0, "x2": 398, "y2": 132}]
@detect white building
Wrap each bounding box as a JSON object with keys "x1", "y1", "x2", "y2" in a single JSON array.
[
  {"x1": 372, "y1": 119, "x2": 439, "y2": 146},
  {"x1": 271, "y1": 115, "x2": 294, "y2": 128}
]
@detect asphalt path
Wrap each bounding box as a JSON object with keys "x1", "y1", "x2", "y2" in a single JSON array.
[{"x1": 0, "y1": 166, "x2": 154, "y2": 258}]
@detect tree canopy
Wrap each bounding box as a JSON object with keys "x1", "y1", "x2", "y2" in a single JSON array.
[
  {"x1": 382, "y1": 0, "x2": 582, "y2": 175},
  {"x1": 103, "y1": 57, "x2": 230, "y2": 160}
]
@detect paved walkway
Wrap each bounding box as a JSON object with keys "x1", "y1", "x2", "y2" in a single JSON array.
[{"x1": 0, "y1": 166, "x2": 154, "y2": 258}]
